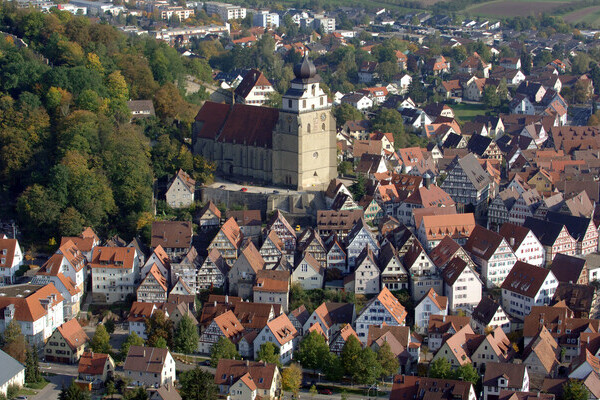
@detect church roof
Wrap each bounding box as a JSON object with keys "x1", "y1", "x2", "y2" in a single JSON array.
[{"x1": 194, "y1": 102, "x2": 280, "y2": 148}]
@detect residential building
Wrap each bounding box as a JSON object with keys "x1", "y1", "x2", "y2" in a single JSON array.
[
  {"x1": 303, "y1": 302, "x2": 355, "y2": 341},
  {"x1": 264, "y1": 210, "x2": 296, "y2": 257},
  {"x1": 368, "y1": 325, "x2": 421, "y2": 371},
  {"x1": 403, "y1": 240, "x2": 443, "y2": 302},
  {"x1": 260, "y1": 231, "x2": 286, "y2": 268},
  {"x1": 44, "y1": 319, "x2": 88, "y2": 364},
  {"x1": 441, "y1": 257, "x2": 483, "y2": 312},
  {"x1": 127, "y1": 302, "x2": 168, "y2": 339},
  {"x1": 345, "y1": 218, "x2": 380, "y2": 269},
  {"x1": 165, "y1": 169, "x2": 195, "y2": 208},
  {"x1": 431, "y1": 324, "x2": 476, "y2": 367},
  {"x1": 123, "y1": 346, "x2": 175, "y2": 387},
  {"x1": 415, "y1": 288, "x2": 448, "y2": 332},
  {"x1": 483, "y1": 363, "x2": 529, "y2": 400},
  {"x1": 253, "y1": 270, "x2": 290, "y2": 313},
  {"x1": 499, "y1": 223, "x2": 545, "y2": 267},
  {"x1": 77, "y1": 352, "x2": 115, "y2": 385},
  {"x1": 253, "y1": 313, "x2": 298, "y2": 364},
  {"x1": 344, "y1": 246, "x2": 380, "y2": 295},
  {"x1": 0, "y1": 237, "x2": 23, "y2": 284},
  {"x1": 90, "y1": 246, "x2": 140, "y2": 303},
  {"x1": 227, "y1": 210, "x2": 262, "y2": 242},
  {"x1": 234, "y1": 69, "x2": 275, "y2": 106},
  {"x1": 170, "y1": 247, "x2": 200, "y2": 294},
  {"x1": 317, "y1": 210, "x2": 364, "y2": 240},
  {"x1": 330, "y1": 324, "x2": 359, "y2": 355},
  {"x1": 33, "y1": 254, "x2": 82, "y2": 318},
  {"x1": 198, "y1": 201, "x2": 221, "y2": 231},
  {"x1": 354, "y1": 286, "x2": 407, "y2": 342},
  {"x1": 228, "y1": 242, "x2": 265, "y2": 299},
  {"x1": 291, "y1": 252, "x2": 324, "y2": 290},
  {"x1": 389, "y1": 375, "x2": 477, "y2": 400},
  {"x1": 501, "y1": 261, "x2": 558, "y2": 319},
  {"x1": 464, "y1": 225, "x2": 517, "y2": 288},
  {"x1": 0, "y1": 350, "x2": 24, "y2": 397},
  {"x1": 428, "y1": 315, "x2": 471, "y2": 351},
  {"x1": 136, "y1": 264, "x2": 168, "y2": 303},
  {"x1": 197, "y1": 248, "x2": 228, "y2": 291},
  {"x1": 441, "y1": 154, "x2": 492, "y2": 217},
  {"x1": 253, "y1": 10, "x2": 279, "y2": 28},
  {"x1": 379, "y1": 243, "x2": 408, "y2": 291},
  {"x1": 151, "y1": 221, "x2": 193, "y2": 261},
  {"x1": 205, "y1": 2, "x2": 246, "y2": 21},
  {"x1": 471, "y1": 296, "x2": 511, "y2": 334},
  {"x1": 417, "y1": 213, "x2": 476, "y2": 250},
  {"x1": 523, "y1": 217, "x2": 577, "y2": 263},
  {"x1": 522, "y1": 326, "x2": 560, "y2": 376},
  {"x1": 214, "y1": 359, "x2": 281, "y2": 400},
  {"x1": 550, "y1": 253, "x2": 588, "y2": 285},
  {"x1": 545, "y1": 211, "x2": 598, "y2": 256},
  {"x1": 0, "y1": 283, "x2": 64, "y2": 345},
  {"x1": 198, "y1": 310, "x2": 244, "y2": 354}
]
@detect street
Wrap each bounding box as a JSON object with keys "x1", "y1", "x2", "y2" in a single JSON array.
[{"x1": 33, "y1": 363, "x2": 79, "y2": 400}]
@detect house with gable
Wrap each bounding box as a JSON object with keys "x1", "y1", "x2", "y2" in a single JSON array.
[
  {"x1": 228, "y1": 242, "x2": 265, "y2": 299},
  {"x1": 330, "y1": 324, "x2": 359, "y2": 355},
  {"x1": 77, "y1": 351, "x2": 115, "y2": 386},
  {"x1": 470, "y1": 327, "x2": 513, "y2": 371},
  {"x1": 260, "y1": 231, "x2": 286, "y2": 268},
  {"x1": 60, "y1": 227, "x2": 100, "y2": 262},
  {"x1": 522, "y1": 326, "x2": 560, "y2": 376},
  {"x1": 198, "y1": 201, "x2": 221, "y2": 230},
  {"x1": 415, "y1": 288, "x2": 447, "y2": 332},
  {"x1": 501, "y1": 261, "x2": 558, "y2": 319},
  {"x1": 214, "y1": 359, "x2": 281, "y2": 400},
  {"x1": 464, "y1": 225, "x2": 517, "y2": 288},
  {"x1": 136, "y1": 264, "x2": 168, "y2": 303},
  {"x1": 123, "y1": 346, "x2": 176, "y2": 387},
  {"x1": 354, "y1": 286, "x2": 407, "y2": 342},
  {"x1": 441, "y1": 257, "x2": 483, "y2": 312},
  {"x1": 44, "y1": 318, "x2": 88, "y2": 364},
  {"x1": 441, "y1": 154, "x2": 492, "y2": 217},
  {"x1": 141, "y1": 245, "x2": 170, "y2": 281},
  {"x1": 151, "y1": 220, "x2": 192, "y2": 261},
  {"x1": 389, "y1": 375, "x2": 477, "y2": 400},
  {"x1": 234, "y1": 69, "x2": 275, "y2": 106},
  {"x1": 54, "y1": 240, "x2": 86, "y2": 291},
  {"x1": 197, "y1": 248, "x2": 228, "y2": 291},
  {"x1": 170, "y1": 247, "x2": 200, "y2": 294},
  {"x1": 166, "y1": 169, "x2": 195, "y2": 208},
  {"x1": 431, "y1": 324, "x2": 476, "y2": 367},
  {"x1": 471, "y1": 296, "x2": 511, "y2": 334},
  {"x1": 403, "y1": 240, "x2": 443, "y2": 302},
  {"x1": 524, "y1": 217, "x2": 577, "y2": 264},
  {"x1": 428, "y1": 236, "x2": 474, "y2": 270},
  {"x1": 325, "y1": 234, "x2": 347, "y2": 273},
  {"x1": 345, "y1": 218, "x2": 380, "y2": 269},
  {"x1": 499, "y1": 223, "x2": 545, "y2": 267},
  {"x1": 264, "y1": 210, "x2": 296, "y2": 257},
  {"x1": 291, "y1": 252, "x2": 324, "y2": 290},
  {"x1": 417, "y1": 213, "x2": 476, "y2": 250},
  {"x1": 483, "y1": 363, "x2": 529, "y2": 400},
  {"x1": 379, "y1": 242, "x2": 408, "y2": 291},
  {"x1": 344, "y1": 245, "x2": 380, "y2": 295},
  {"x1": 296, "y1": 228, "x2": 327, "y2": 266},
  {"x1": 545, "y1": 211, "x2": 598, "y2": 256},
  {"x1": 253, "y1": 313, "x2": 298, "y2": 364},
  {"x1": 127, "y1": 302, "x2": 168, "y2": 339},
  {"x1": 33, "y1": 255, "x2": 82, "y2": 318},
  {"x1": 253, "y1": 270, "x2": 290, "y2": 312},
  {"x1": 368, "y1": 324, "x2": 422, "y2": 371},
  {"x1": 428, "y1": 315, "x2": 471, "y2": 351},
  {"x1": 209, "y1": 217, "x2": 243, "y2": 266},
  {"x1": 198, "y1": 310, "x2": 245, "y2": 354},
  {"x1": 303, "y1": 302, "x2": 355, "y2": 341},
  {"x1": 550, "y1": 253, "x2": 588, "y2": 285}
]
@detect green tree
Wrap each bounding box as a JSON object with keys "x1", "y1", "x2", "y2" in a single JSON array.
[
  {"x1": 572, "y1": 53, "x2": 591, "y2": 75},
  {"x1": 377, "y1": 342, "x2": 399, "y2": 379},
  {"x1": 353, "y1": 347, "x2": 382, "y2": 385},
  {"x1": 453, "y1": 363, "x2": 479, "y2": 386},
  {"x1": 25, "y1": 344, "x2": 42, "y2": 383},
  {"x1": 89, "y1": 324, "x2": 112, "y2": 354},
  {"x1": 562, "y1": 380, "x2": 589, "y2": 400},
  {"x1": 145, "y1": 310, "x2": 173, "y2": 349},
  {"x1": 59, "y1": 381, "x2": 91, "y2": 400},
  {"x1": 349, "y1": 174, "x2": 366, "y2": 201},
  {"x1": 210, "y1": 337, "x2": 239, "y2": 367},
  {"x1": 482, "y1": 85, "x2": 500, "y2": 109},
  {"x1": 257, "y1": 342, "x2": 281, "y2": 368},
  {"x1": 341, "y1": 335, "x2": 362, "y2": 377},
  {"x1": 309, "y1": 384, "x2": 318, "y2": 397},
  {"x1": 282, "y1": 363, "x2": 303, "y2": 397},
  {"x1": 407, "y1": 79, "x2": 427, "y2": 103},
  {"x1": 179, "y1": 367, "x2": 218, "y2": 400},
  {"x1": 497, "y1": 78, "x2": 509, "y2": 102},
  {"x1": 123, "y1": 386, "x2": 148, "y2": 400},
  {"x1": 3, "y1": 320, "x2": 27, "y2": 363},
  {"x1": 295, "y1": 330, "x2": 330, "y2": 372},
  {"x1": 371, "y1": 108, "x2": 405, "y2": 137},
  {"x1": 428, "y1": 357, "x2": 452, "y2": 379},
  {"x1": 120, "y1": 332, "x2": 145, "y2": 360},
  {"x1": 333, "y1": 103, "x2": 363, "y2": 128},
  {"x1": 337, "y1": 160, "x2": 352, "y2": 176},
  {"x1": 174, "y1": 315, "x2": 200, "y2": 354},
  {"x1": 323, "y1": 352, "x2": 344, "y2": 381}
]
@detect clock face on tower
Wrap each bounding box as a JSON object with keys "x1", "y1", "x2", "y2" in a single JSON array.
[{"x1": 321, "y1": 113, "x2": 326, "y2": 121}]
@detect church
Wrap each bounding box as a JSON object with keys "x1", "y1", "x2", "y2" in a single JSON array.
[{"x1": 192, "y1": 57, "x2": 337, "y2": 191}]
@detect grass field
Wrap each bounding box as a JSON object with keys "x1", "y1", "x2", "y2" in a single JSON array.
[
  {"x1": 564, "y1": 5, "x2": 600, "y2": 26},
  {"x1": 466, "y1": 0, "x2": 568, "y2": 17},
  {"x1": 451, "y1": 102, "x2": 492, "y2": 122}
]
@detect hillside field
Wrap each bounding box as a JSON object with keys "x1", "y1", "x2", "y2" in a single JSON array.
[{"x1": 465, "y1": 0, "x2": 568, "y2": 17}]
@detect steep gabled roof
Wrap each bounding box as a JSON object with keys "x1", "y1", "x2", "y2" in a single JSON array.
[
  {"x1": 56, "y1": 319, "x2": 88, "y2": 350},
  {"x1": 464, "y1": 225, "x2": 507, "y2": 261},
  {"x1": 501, "y1": 261, "x2": 553, "y2": 298}
]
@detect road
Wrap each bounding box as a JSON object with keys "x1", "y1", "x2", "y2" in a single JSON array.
[
  {"x1": 33, "y1": 363, "x2": 79, "y2": 400},
  {"x1": 207, "y1": 177, "x2": 305, "y2": 195}
]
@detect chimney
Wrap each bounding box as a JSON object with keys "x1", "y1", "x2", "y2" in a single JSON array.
[
  {"x1": 246, "y1": 360, "x2": 250, "y2": 366},
  {"x1": 510, "y1": 237, "x2": 515, "y2": 247},
  {"x1": 214, "y1": 301, "x2": 217, "y2": 307},
  {"x1": 225, "y1": 295, "x2": 229, "y2": 304},
  {"x1": 423, "y1": 173, "x2": 432, "y2": 189}
]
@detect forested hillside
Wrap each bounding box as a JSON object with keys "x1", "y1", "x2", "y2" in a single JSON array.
[{"x1": 0, "y1": 2, "x2": 212, "y2": 244}]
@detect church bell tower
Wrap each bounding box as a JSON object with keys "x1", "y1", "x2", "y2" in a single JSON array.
[{"x1": 272, "y1": 56, "x2": 337, "y2": 190}]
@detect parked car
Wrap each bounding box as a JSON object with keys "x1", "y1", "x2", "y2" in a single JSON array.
[
  {"x1": 318, "y1": 389, "x2": 333, "y2": 395},
  {"x1": 240, "y1": 187, "x2": 248, "y2": 192}
]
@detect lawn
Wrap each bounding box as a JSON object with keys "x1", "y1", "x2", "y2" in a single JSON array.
[
  {"x1": 27, "y1": 379, "x2": 50, "y2": 390},
  {"x1": 465, "y1": 0, "x2": 568, "y2": 17},
  {"x1": 451, "y1": 103, "x2": 492, "y2": 122}
]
